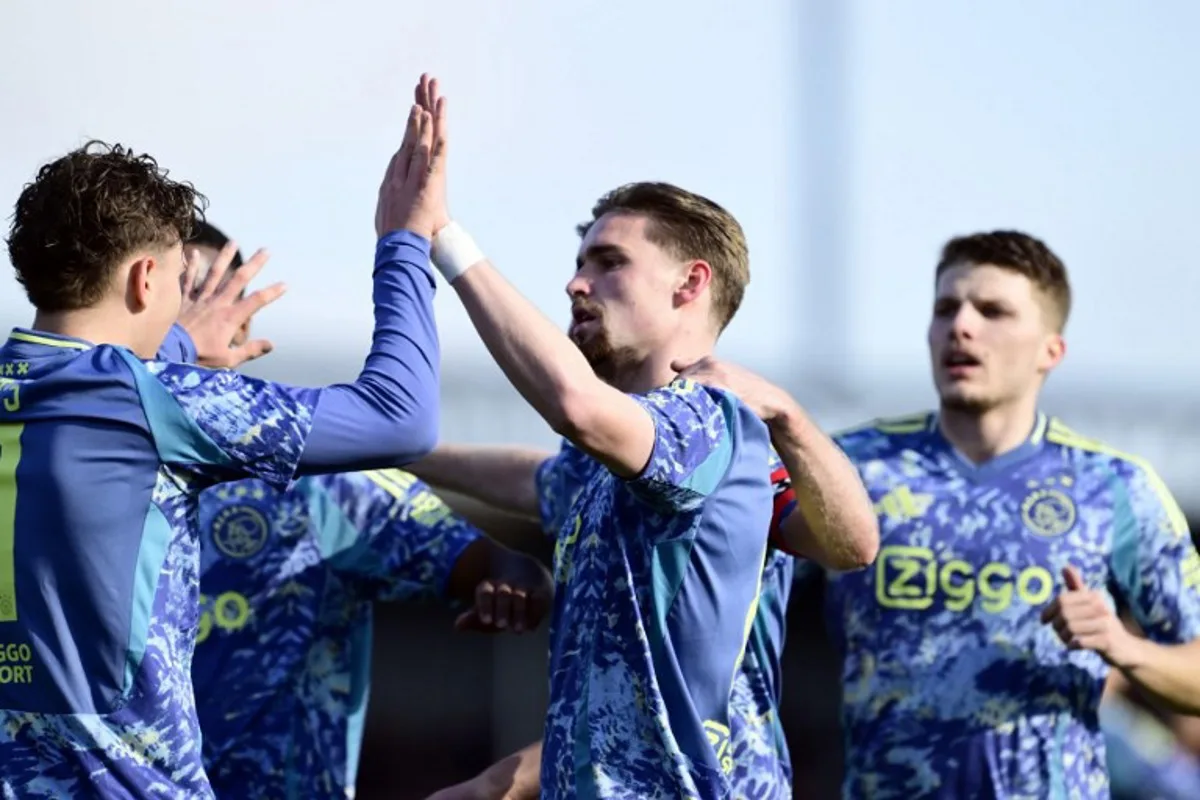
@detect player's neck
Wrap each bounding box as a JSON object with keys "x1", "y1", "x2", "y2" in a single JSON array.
[
  {"x1": 937, "y1": 401, "x2": 1040, "y2": 465},
  {"x1": 610, "y1": 345, "x2": 711, "y2": 395},
  {"x1": 31, "y1": 306, "x2": 139, "y2": 352}
]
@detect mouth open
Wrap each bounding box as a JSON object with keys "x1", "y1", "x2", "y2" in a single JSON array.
[
  {"x1": 570, "y1": 305, "x2": 600, "y2": 331},
  {"x1": 943, "y1": 350, "x2": 981, "y2": 377}
]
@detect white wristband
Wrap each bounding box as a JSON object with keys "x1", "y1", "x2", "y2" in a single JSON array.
[{"x1": 431, "y1": 221, "x2": 486, "y2": 282}]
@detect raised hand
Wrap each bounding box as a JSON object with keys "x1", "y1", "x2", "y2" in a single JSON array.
[
  {"x1": 177, "y1": 241, "x2": 285, "y2": 368},
  {"x1": 375, "y1": 74, "x2": 450, "y2": 240}
]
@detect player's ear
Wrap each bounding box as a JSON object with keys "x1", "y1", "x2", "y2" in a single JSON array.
[
  {"x1": 126, "y1": 255, "x2": 155, "y2": 313},
  {"x1": 674, "y1": 259, "x2": 712, "y2": 307},
  {"x1": 1039, "y1": 332, "x2": 1066, "y2": 373}
]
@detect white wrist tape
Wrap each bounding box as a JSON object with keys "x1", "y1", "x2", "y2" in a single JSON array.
[{"x1": 431, "y1": 221, "x2": 486, "y2": 282}]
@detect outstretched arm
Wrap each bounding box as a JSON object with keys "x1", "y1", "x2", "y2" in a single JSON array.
[
  {"x1": 410, "y1": 75, "x2": 657, "y2": 479},
  {"x1": 409, "y1": 445, "x2": 552, "y2": 519},
  {"x1": 674, "y1": 356, "x2": 879, "y2": 570},
  {"x1": 150, "y1": 98, "x2": 443, "y2": 484}
]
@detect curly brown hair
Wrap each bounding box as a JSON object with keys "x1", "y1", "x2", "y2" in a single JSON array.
[
  {"x1": 6, "y1": 140, "x2": 206, "y2": 312},
  {"x1": 936, "y1": 230, "x2": 1072, "y2": 331},
  {"x1": 577, "y1": 182, "x2": 750, "y2": 333}
]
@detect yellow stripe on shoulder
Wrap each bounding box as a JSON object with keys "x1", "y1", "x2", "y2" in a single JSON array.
[
  {"x1": 835, "y1": 411, "x2": 932, "y2": 438},
  {"x1": 1046, "y1": 419, "x2": 1188, "y2": 539},
  {"x1": 362, "y1": 468, "x2": 419, "y2": 500}
]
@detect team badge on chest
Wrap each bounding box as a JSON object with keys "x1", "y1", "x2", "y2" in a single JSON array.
[
  {"x1": 210, "y1": 484, "x2": 270, "y2": 559},
  {"x1": 1020, "y1": 476, "x2": 1077, "y2": 538}
]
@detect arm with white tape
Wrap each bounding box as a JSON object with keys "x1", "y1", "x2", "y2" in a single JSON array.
[
  {"x1": 418, "y1": 79, "x2": 657, "y2": 480},
  {"x1": 429, "y1": 222, "x2": 655, "y2": 479}
]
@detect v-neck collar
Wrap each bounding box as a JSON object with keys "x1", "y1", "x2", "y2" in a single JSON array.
[{"x1": 928, "y1": 411, "x2": 1049, "y2": 481}]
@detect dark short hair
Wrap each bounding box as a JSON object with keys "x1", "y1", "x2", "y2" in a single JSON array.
[
  {"x1": 577, "y1": 182, "x2": 749, "y2": 333},
  {"x1": 936, "y1": 230, "x2": 1072, "y2": 330},
  {"x1": 188, "y1": 219, "x2": 243, "y2": 270},
  {"x1": 6, "y1": 140, "x2": 205, "y2": 311}
]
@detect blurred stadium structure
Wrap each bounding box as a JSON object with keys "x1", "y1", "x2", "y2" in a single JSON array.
[{"x1": 245, "y1": 356, "x2": 1200, "y2": 799}]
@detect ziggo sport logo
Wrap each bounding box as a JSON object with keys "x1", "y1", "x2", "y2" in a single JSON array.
[{"x1": 875, "y1": 545, "x2": 1055, "y2": 613}]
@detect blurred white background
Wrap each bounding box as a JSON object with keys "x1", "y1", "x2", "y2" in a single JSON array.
[{"x1": 3, "y1": 0, "x2": 1199, "y2": 494}]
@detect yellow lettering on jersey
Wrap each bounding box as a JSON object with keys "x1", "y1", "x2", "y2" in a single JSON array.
[
  {"x1": 875, "y1": 546, "x2": 936, "y2": 609},
  {"x1": 0, "y1": 424, "x2": 23, "y2": 622},
  {"x1": 702, "y1": 719, "x2": 734, "y2": 774},
  {"x1": 195, "y1": 591, "x2": 252, "y2": 644},
  {"x1": 407, "y1": 490, "x2": 452, "y2": 527},
  {"x1": 0, "y1": 642, "x2": 34, "y2": 684},
  {"x1": 876, "y1": 545, "x2": 1055, "y2": 614},
  {"x1": 873, "y1": 485, "x2": 934, "y2": 525},
  {"x1": 0, "y1": 380, "x2": 18, "y2": 413},
  {"x1": 939, "y1": 560, "x2": 975, "y2": 611}
]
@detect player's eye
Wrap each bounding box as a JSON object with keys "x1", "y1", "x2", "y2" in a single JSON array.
[{"x1": 932, "y1": 300, "x2": 958, "y2": 317}]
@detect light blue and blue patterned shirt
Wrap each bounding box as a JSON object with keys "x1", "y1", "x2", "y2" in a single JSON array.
[
  {"x1": 0, "y1": 230, "x2": 440, "y2": 798},
  {"x1": 192, "y1": 470, "x2": 481, "y2": 799},
  {"x1": 534, "y1": 379, "x2": 775, "y2": 799},
  {"x1": 803, "y1": 411, "x2": 1200, "y2": 799}
]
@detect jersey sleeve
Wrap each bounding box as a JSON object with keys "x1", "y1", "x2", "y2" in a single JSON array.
[
  {"x1": 535, "y1": 439, "x2": 590, "y2": 538},
  {"x1": 155, "y1": 324, "x2": 197, "y2": 363},
  {"x1": 120, "y1": 351, "x2": 319, "y2": 490},
  {"x1": 623, "y1": 378, "x2": 738, "y2": 512},
  {"x1": 1108, "y1": 460, "x2": 1200, "y2": 644},
  {"x1": 310, "y1": 470, "x2": 482, "y2": 602}
]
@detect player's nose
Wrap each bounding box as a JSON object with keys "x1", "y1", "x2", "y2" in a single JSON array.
[
  {"x1": 565, "y1": 272, "x2": 590, "y2": 299},
  {"x1": 948, "y1": 306, "x2": 978, "y2": 339}
]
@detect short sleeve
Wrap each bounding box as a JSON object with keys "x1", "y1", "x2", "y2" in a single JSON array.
[
  {"x1": 310, "y1": 470, "x2": 481, "y2": 603},
  {"x1": 625, "y1": 378, "x2": 737, "y2": 512},
  {"x1": 120, "y1": 351, "x2": 319, "y2": 489},
  {"x1": 535, "y1": 439, "x2": 592, "y2": 538},
  {"x1": 1109, "y1": 460, "x2": 1200, "y2": 644}
]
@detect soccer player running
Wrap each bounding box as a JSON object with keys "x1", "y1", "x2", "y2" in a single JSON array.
[
  {"x1": 0, "y1": 87, "x2": 447, "y2": 797},
  {"x1": 406, "y1": 75, "x2": 876, "y2": 799},
  {"x1": 680, "y1": 231, "x2": 1200, "y2": 798},
  {"x1": 179, "y1": 224, "x2": 554, "y2": 799}
]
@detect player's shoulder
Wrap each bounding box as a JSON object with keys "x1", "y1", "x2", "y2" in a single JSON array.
[
  {"x1": 833, "y1": 410, "x2": 935, "y2": 458},
  {"x1": 642, "y1": 377, "x2": 734, "y2": 415},
  {"x1": 1043, "y1": 416, "x2": 1185, "y2": 520},
  {"x1": 1042, "y1": 416, "x2": 1160, "y2": 481}
]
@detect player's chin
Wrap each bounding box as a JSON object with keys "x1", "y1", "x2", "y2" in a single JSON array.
[{"x1": 936, "y1": 382, "x2": 993, "y2": 412}]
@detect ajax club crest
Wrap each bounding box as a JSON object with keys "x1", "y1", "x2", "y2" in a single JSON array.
[{"x1": 1020, "y1": 477, "x2": 1077, "y2": 538}]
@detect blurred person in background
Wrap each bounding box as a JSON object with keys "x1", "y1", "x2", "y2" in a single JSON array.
[
  {"x1": 179, "y1": 223, "x2": 554, "y2": 799},
  {"x1": 682, "y1": 230, "x2": 1200, "y2": 798}
]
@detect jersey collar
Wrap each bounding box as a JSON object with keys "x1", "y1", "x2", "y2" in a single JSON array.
[
  {"x1": 929, "y1": 411, "x2": 1049, "y2": 481},
  {"x1": 5, "y1": 327, "x2": 94, "y2": 355}
]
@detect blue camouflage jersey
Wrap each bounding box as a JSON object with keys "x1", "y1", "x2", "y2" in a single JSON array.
[
  {"x1": 808, "y1": 411, "x2": 1200, "y2": 799},
  {"x1": 724, "y1": 451, "x2": 798, "y2": 800},
  {"x1": 533, "y1": 378, "x2": 774, "y2": 799},
  {"x1": 192, "y1": 469, "x2": 481, "y2": 799},
  {"x1": 0, "y1": 330, "x2": 316, "y2": 798},
  {"x1": 0, "y1": 230, "x2": 440, "y2": 798}
]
